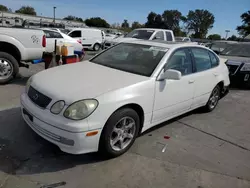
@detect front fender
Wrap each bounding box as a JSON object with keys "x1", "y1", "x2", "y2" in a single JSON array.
[{"x1": 87, "y1": 80, "x2": 155, "y2": 130}]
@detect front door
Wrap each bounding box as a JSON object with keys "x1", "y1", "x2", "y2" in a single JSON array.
[{"x1": 152, "y1": 48, "x2": 195, "y2": 123}]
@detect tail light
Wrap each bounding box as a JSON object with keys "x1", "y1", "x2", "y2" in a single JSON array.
[
  {"x1": 42, "y1": 35, "x2": 46, "y2": 47},
  {"x1": 77, "y1": 39, "x2": 82, "y2": 44}
]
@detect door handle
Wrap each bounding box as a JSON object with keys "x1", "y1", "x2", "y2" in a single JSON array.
[
  {"x1": 213, "y1": 72, "x2": 219, "y2": 76},
  {"x1": 189, "y1": 80, "x2": 195, "y2": 84},
  {"x1": 82, "y1": 38, "x2": 86, "y2": 40}
]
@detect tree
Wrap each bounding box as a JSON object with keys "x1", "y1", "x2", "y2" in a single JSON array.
[
  {"x1": 236, "y1": 10, "x2": 250, "y2": 37},
  {"x1": 0, "y1": 4, "x2": 8, "y2": 11},
  {"x1": 121, "y1": 19, "x2": 129, "y2": 28},
  {"x1": 184, "y1": 9, "x2": 215, "y2": 38},
  {"x1": 162, "y1": 10, "x2": 185, "y2": 35},
  {"x1": 145, "y1": 12, "x2": 163, "y2": 28},
  {"x1": 63, "y1": 15, "x2": 83, "y2": 22},
  {"x1": 85, "y1": 17, "x2": 110, "y2": 28},
  {"x1": 227, "y1": 35, "x2": 238, "y2": 41},
  {"x1": 15, "y1": 6, "x2": 36, "y2": 15},
  {"x1": 207, "y1": 34, "x2": 221, "y2": 40},
  {"x1": 131, "y1": 21, "x2": 142, "y2": 29}
]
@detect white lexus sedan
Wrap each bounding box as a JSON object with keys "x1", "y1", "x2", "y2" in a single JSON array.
[{"x1": 21, "y1": 40, "x2": 230, "y2": 157}]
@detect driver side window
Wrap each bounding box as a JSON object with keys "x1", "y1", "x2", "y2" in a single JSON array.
[
  {"x1": 153, "y1": 31, "x2": 164, "y2": 40},
  {"x1": 165, "y1": 49, "x2": 193, "y2": 76}
]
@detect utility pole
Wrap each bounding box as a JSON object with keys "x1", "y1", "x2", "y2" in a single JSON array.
[
  {"x1": 53, "y1": 7, "x2": 56, "y2": 24},
  {"x1": 225, "y1": 30, "x2": 230, "y2": 39}
]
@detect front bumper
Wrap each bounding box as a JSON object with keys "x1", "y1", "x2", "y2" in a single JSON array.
[{"x1": 20, "y1": 92, "x2": 101, "y2": 154}]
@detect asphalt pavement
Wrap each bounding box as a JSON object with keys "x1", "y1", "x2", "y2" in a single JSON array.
[{"x1": 0, "y1": 55, "x2": 250, "y2": 188}]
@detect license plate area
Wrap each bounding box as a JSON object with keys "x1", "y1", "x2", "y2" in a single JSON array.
[{"x1": 23, "y1": 108, "x2": 33, "y2": 122}]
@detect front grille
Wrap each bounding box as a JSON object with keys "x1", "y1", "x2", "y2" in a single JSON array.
[
  {"x1": 28, "y1": 86, "x2": 52, "y2": 108},
  {"x1": 227, "y1": 64, "x2": 239, "y2": 75}
]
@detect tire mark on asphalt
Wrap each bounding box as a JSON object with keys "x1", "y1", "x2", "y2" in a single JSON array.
[{"x1": 177, "y1": 120, "x2": 250, "y2": 152}]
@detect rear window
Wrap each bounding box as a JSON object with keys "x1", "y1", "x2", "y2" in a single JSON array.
[{"x1": 165, "y1": 31, "x2": 173, "y2": 41}]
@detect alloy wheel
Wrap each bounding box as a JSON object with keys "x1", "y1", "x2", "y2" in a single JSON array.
[
  {"x1": 110, "y1": 117, "x2": 136, "y2": 151},
  {"x1": 208, "y1": 87, "x2": 220, "y2": 109},
  {"x1": 0, "y1": 58, "x2": 13, "y2": 80}
]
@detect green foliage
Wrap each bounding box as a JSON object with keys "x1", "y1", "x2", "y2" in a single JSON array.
[
  {"x1": 145, "y1": 12, "x2": 163, "y2": 28},
  {"x1": 121, "y1": 19, "x2": 129, "y2": 28},
  {"x1": 145, "y1": 10, "x2": 187, "y2": 36},
  {"x1": 131, "y1": 21, "x2": 142, "y2": 29},
  {"x1": 85, "y1": 17, "x2": 110, "y2": 28},
  {"x1": 0, "y1": 4, "x2": 8, "y2": 11},
  {"x1": 236, "y1": 10, "x2": 250, "y2": 37},
  {"x1": 185, "y1": 9, "x2": 215, "y2": 38},
  {"x1": 15, "y1": 6, "x2": 36, "y2": 15},
  {"x1": 207, "y1": 34, "x2": 221, "y2": 40},
  {"x1": 227, "y1": 35, "x2": 238, "y2": 41},
  {"x1": 63, "y1": 15, "x2": 83, "y2": 22},
  {"x1": 162, "y1": 10, "x2": 185, "y2": 35}
]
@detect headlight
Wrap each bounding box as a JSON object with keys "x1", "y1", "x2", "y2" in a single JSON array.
[
  {"x1": 64, "y1": 99, "x2": 98, "y2": 120},
  {"x1": 240, "y1": 63, "x2": 250, "y2": 71},
  {"x1": 50, "y1": 100, "x2": 65, "y2": 114},
  {"x1": 25, "y1": 76, "x2": 33, "y2": 93}
]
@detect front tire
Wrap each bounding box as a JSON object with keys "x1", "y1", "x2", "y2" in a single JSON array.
[
  {"x1": 99, "y1": 108, "x2": 140, "y2": 158},
  {"x1": 204, "y1": 85, "x2": 221, "y2": 112},
  {"x1": 0, "y1": 52, "x2": 19, "y2": 84}
]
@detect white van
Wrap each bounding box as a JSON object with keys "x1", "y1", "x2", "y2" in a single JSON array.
[{"x1": 68, "y1": 28, "x2": 105, "y2": 51}]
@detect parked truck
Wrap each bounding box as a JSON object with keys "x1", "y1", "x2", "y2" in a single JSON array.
[{"x1": 0, "y1": 28, "x2": 46, "y2": 84}]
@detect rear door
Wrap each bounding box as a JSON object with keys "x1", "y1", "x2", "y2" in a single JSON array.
[{"x1": 190, "y1": 47, "x2": 220, "y2": 108}]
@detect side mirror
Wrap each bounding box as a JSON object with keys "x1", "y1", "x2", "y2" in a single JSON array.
[{"x1": 157, "y1": 69, "x2": 182, "y2": 81}]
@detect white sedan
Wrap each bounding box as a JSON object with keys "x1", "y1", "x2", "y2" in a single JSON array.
[
  {"x1": 21, "y1": 40, "x2": 230, "y2": 157},
  {"x1": 42, "y1": 29, "x2": 84, "y2": 57}
]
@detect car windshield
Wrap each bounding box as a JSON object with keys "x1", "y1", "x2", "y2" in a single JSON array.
[
  {"x1": 220, "y1": 44, "x2": 250, "y2": 57},
  {"x1": 125, "y1": 29, "x2": 154, "y2": 39},
  {"x1": 90, "y1": 43, "x2": 168, "y2": 76}
]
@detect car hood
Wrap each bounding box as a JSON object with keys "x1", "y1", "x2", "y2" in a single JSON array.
[
  {"x1": 220, "y1": 55, "x2": 250, "y2": 65},
  {"x1": 31, "y1": 61, "x2": 148, "y2": 104}
]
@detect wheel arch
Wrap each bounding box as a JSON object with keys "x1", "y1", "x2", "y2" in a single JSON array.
[
  {"x1": 103, "y1": 103, "x2": 145, "y2": 135},
  {"x1": 0, "y1": 42, "x2": 21, "y2": 63}
]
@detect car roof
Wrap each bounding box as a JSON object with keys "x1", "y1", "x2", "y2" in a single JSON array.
[
  {"x1": 71, "y1": 28, "x2": 101, "y2": 32},
  {"x1": 134, "y1": 28, "x2": 173, "y2": 32},
  {"x1": 41, "y1": 28, "x2": 60, "y2": 33},
  {"x1": 122, "y1": 40, "x2": 205, "y2": 49}
]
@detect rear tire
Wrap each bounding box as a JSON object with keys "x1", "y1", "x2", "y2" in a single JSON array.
[
  {"x1": 0, "y1": 52, "x2": 19, "y2": 84},
  {"x1": 203, "y1": 85, "x2": 221, "y2": 112},
  {"x1": 99, "y1": 108, "x2": 140, "y2": 158},
  {"x1": 93, "y1": 43, "x2": 101, "y2": 51}
]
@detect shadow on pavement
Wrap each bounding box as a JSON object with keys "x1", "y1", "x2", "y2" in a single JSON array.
[
  {"x1": 8, "y1": 76, "x2": 30, "y2": 86},
  {"x1": 0, "y1": 107, "x2": 105, "y2": 176}
]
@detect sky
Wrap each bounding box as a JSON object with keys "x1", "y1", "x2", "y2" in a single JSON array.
[{"x1": 0, "y1": 0, "x2": 249, "y2": 37}]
